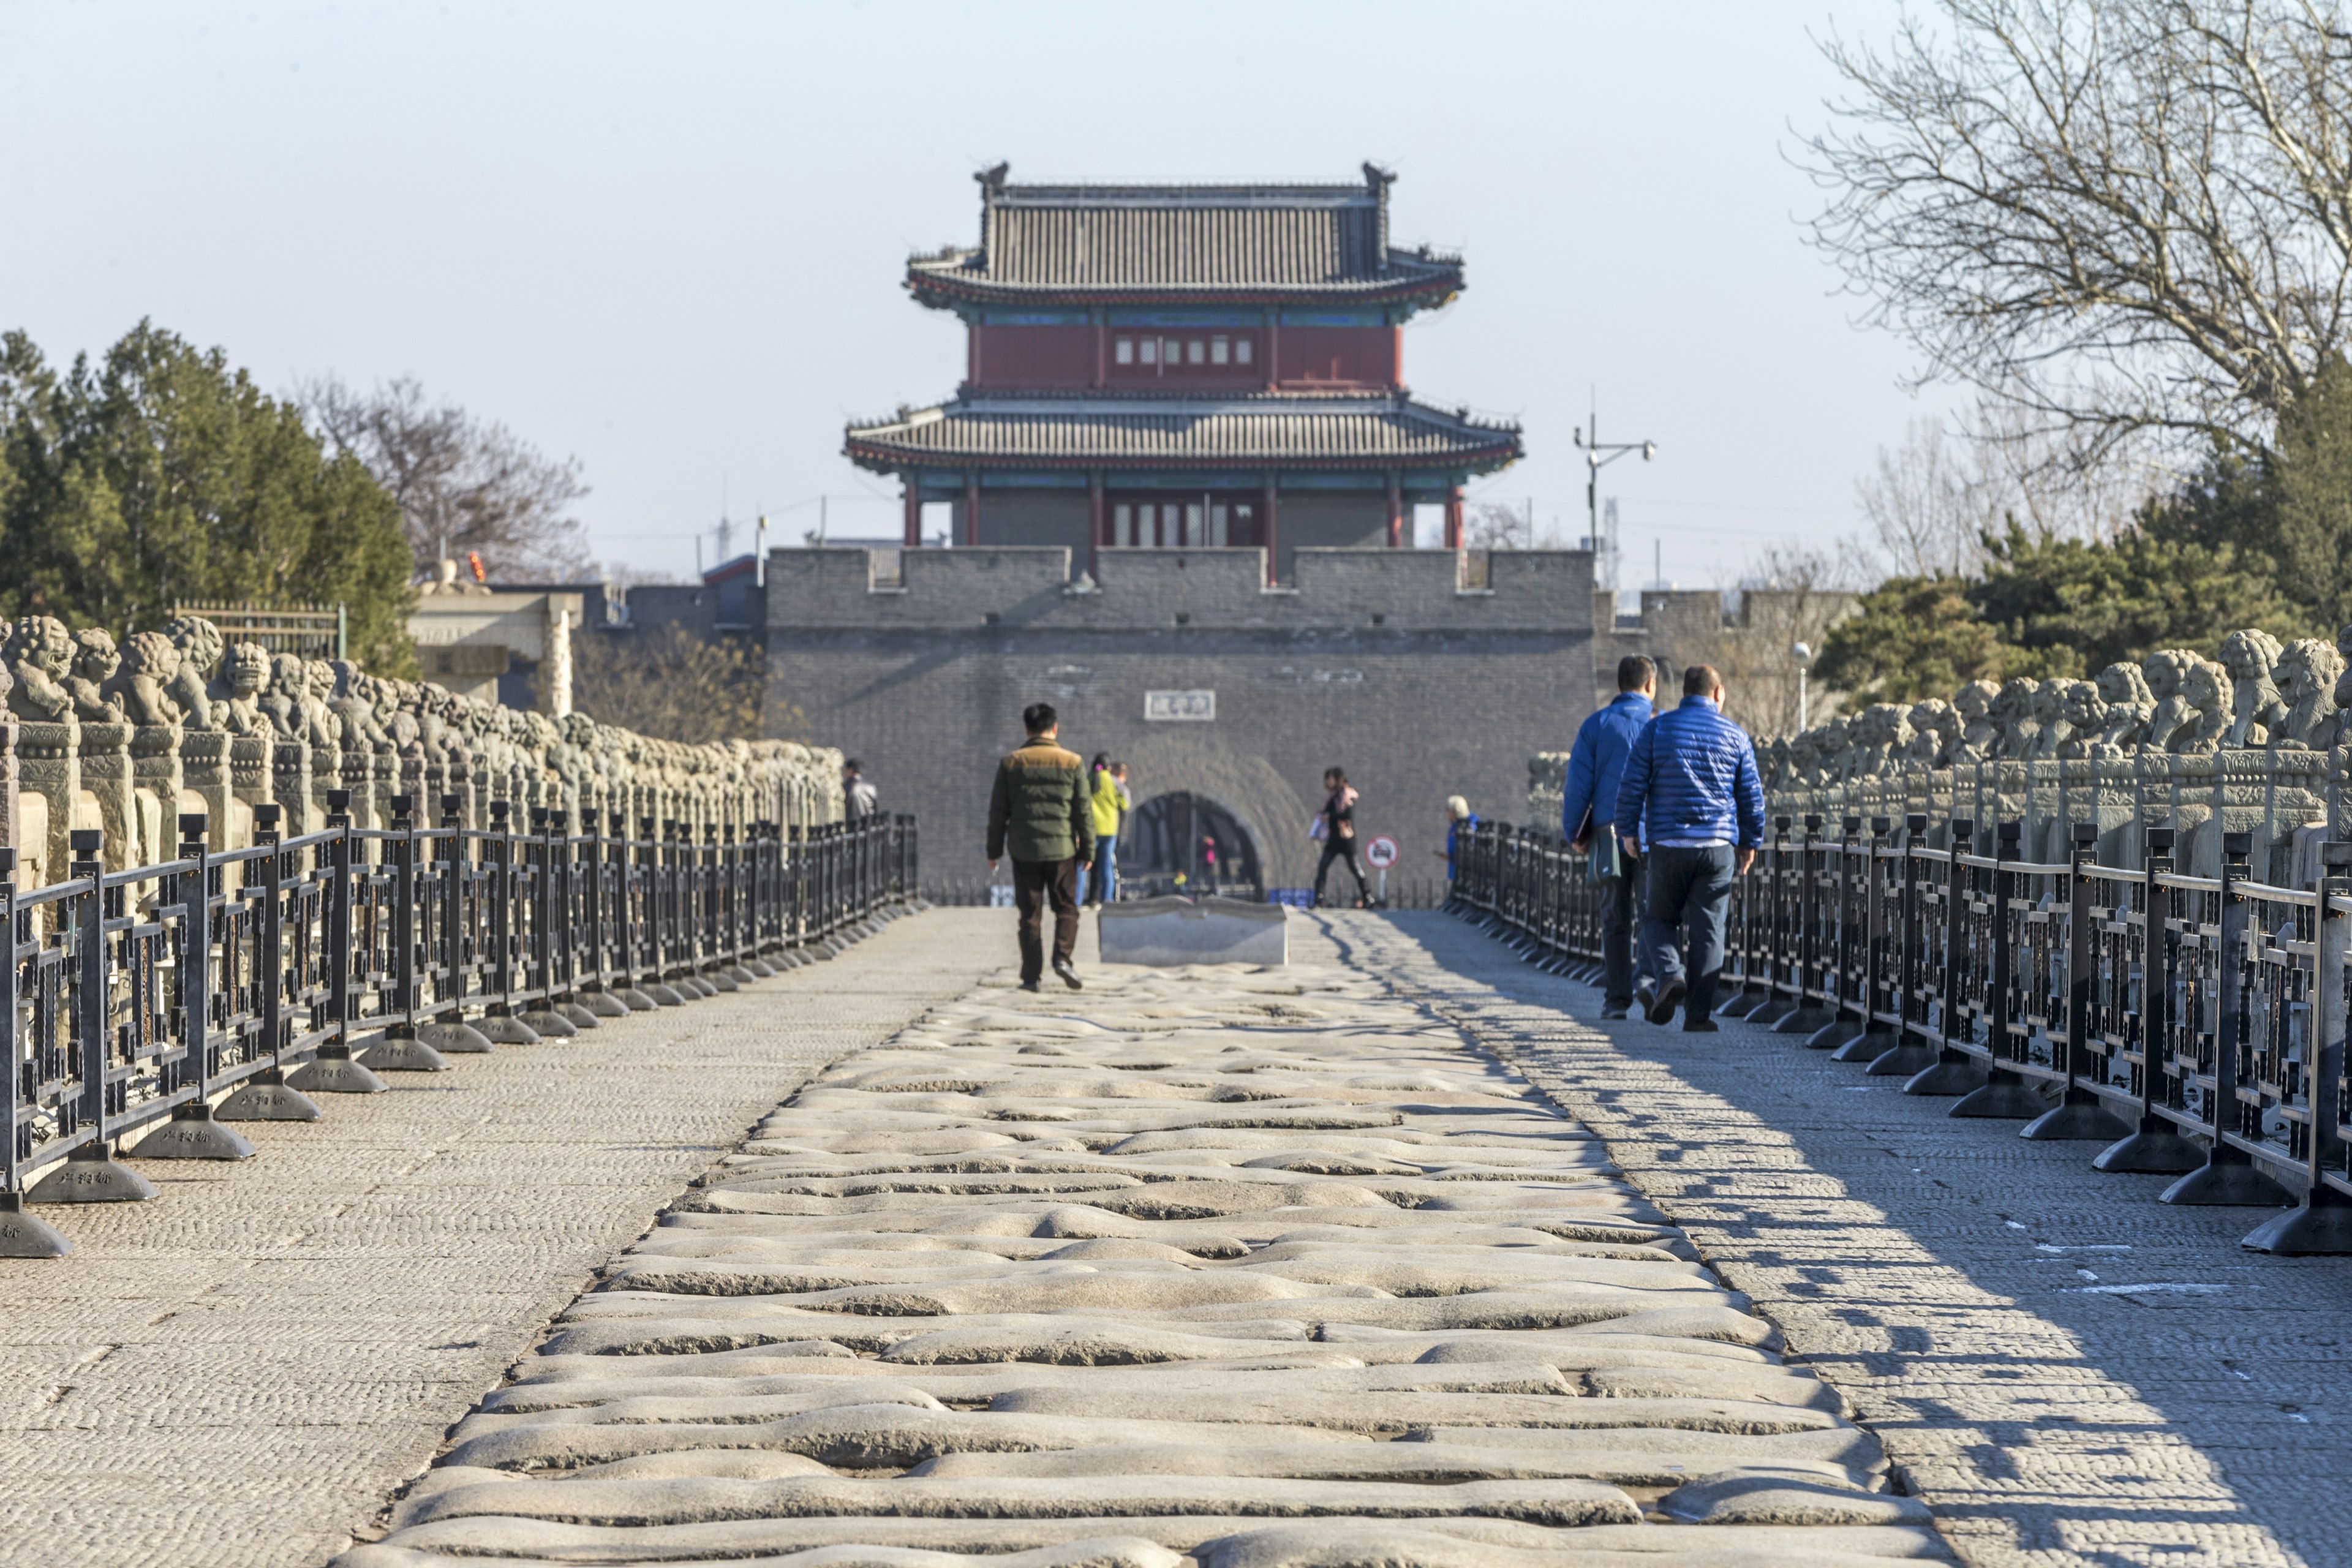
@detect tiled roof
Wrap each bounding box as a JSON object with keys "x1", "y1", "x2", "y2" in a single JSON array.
[
  {"x1": 907, "y1": 163, "x2": 1463, "y2": 306},
  {"x1": 843, "y1": 395, "x2": 1522, "y2": 473}
]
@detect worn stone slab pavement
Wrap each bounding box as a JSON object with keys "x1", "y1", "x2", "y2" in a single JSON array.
[
  {"x1": 341, "y1": 914, "x2": 1951, "y2": 1568},
  {"x1": 1355, "y1": 907, "x2": 2352, "y2": 1568},
  {"x1": 0, "y1": 906, "x2": 1000, "y2": 1568}
]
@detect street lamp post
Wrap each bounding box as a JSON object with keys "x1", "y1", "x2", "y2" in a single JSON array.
[
  {"x1": 1572, "y1": 404, "x2": 1657, "y2": 589},
  {"x1": 1791, "y1": 641, "x2": 1815, "y2": 731}
]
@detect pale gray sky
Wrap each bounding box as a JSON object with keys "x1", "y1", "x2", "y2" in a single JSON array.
[{"x1": 0, "y1": 0, "x2": 1933, "y2": 589}]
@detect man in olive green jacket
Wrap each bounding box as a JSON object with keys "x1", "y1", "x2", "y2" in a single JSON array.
[{"x1": 987, "y1": 702, "x2": 1095, "y2": 992}]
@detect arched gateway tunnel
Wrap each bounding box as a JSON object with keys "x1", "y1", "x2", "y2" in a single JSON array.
[{"x1": 765, "y1": 542, "x2": 1597, "y2": 897}]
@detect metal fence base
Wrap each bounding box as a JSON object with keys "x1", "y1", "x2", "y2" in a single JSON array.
[
  {"x1": 647, "y1": 983, "x2": 690, "y2": 1006},
  {"x1": 518, "y1": 1009, "x2": 579, "y2": 1038},
  {"x1": 1904, "y1": 1052, "x2": 1989, "y2": 1096},
  {"x1": 216, "y1": 1073, "x2": 324, "y2": 1121},
  {"x1": 1717, "y1": 988, "x2": 1771, "y2": 1019},
  {"x1": 1747, "y1": 996, "x2": 1800, "y2": 1026},
  {"x1": 2091, "y1": 1121, "x2": 2207, "y2": 1173},
  {"x1": 286, "y1": 1054, "x2": 390, "y2": 1095},
  {"x1": 743, "y1": 959, "x2": 779, "y2": 978},
  {"x1": 2020, "y1": 1091, "x2": 2133, "y2": 1141},
  {"x1": 28, "y1": 1146, "x2": 159, "y2": 1204},
  {"x1": 356, "y1": 1033, "x2": 452, "y2": 1072},
  {"x1": 620, "y1": 987, "x2": 659, "y2": 1009},
  {"x1": 582, "y1": 990, "x2": 631, "y2": 1018},
  {"x1": 418, "y1": 1019, "x2": 494, "y2": 1053},
  {"x1": 1828, "y1": 1025, "x2": 1889, "y2": 1061},
  {"x1": 705, "y1": 971, "x2": 741, "y2": 993},
  {"x1": 2242, "y1": 1188, "x2": 2352, "y2": 1254},
  {"x1": 1950, "y1": 1069, "x2": 2049, "y2": 1118},
  {"x1": 0, "y1": 1194, "x2": 72, "y2": 1257},
  {"x1": 129, "y1": 1107, "x2": 257, "y2": 1161},
  {"x1": 1864, "y1": 1036, "x2": 1940, "y2": 1076},
  {"x1": 725, "y1": 965, "x2": 760, "y2": 984},
  {"x1": 556, "y1": 1003, "x2": 602, "y2": 1030},
  {"x1": 1802, "y1": 1016, "x2": 1863, "y2": 1050},
  {"x1": 2161, "y1": 1148, "x2": 2293, "y2": 1207},
  {"x1": 478, "y1": 1014, "x2": 543, "y2": 1044}
]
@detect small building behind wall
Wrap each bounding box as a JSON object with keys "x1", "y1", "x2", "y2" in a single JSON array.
[{"x1": 843, "y1": 162, "x2": 1523, "y2": 584}]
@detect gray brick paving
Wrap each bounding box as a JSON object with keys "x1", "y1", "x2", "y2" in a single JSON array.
[
  {"x1": 0, "y1": 910, "x2": 998, "y2": 1568},
  {"x1": 341, "y1": 914, "x2": 1950, "y2": 1568},
  {"x1": 1354, "y1": 908, "x2": 2347, "y2": 1568}
]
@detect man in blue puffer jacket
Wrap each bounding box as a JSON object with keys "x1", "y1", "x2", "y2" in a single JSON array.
[
  {"x1": 1615, "y1": 662, "x2": 1765, "y2": 1030},
  {"x1": 1559, "y1": 654, "x2": 1656, "y2": 1018}
]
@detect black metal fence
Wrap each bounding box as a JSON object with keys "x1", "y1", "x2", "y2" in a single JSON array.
[
  {"x1": 0, "y1": 791, "x2": 918, "y2": 1257},
  {"x1": 1450, "y1": 813, "x2": 2352, "y2": 1256}
]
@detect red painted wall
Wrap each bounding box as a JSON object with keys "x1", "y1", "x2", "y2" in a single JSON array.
[
  {"x1": 968, "y1": 326, "x2": 1098, "y2": 389},
  {"x1": 1276, "y1": 327, "x2": 1397, "y2": 388}
]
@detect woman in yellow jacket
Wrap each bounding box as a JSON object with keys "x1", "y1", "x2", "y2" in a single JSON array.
[{"x1": 1085, "y1": 754, "x2": 1123, "y2": 905}]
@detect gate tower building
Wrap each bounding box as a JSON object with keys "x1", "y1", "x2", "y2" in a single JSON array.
[
  {"x1": 844, "y1": 162, "x2": 1523, "y2": 584},
  {"x1": 785, "y1": 164, "x2": 1587, "y2": 899}
]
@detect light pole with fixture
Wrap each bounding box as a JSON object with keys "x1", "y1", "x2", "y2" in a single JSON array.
[
  {"x1": 1572, "y1": 403, "x2": 1656, "y2": 590},
  {"x1": 1791, "y1": 641, "x2": 1814, "y2": 731}
]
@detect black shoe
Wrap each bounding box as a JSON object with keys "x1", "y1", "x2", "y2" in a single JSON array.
[
  {"x1": 1645, "y1": 978, "x2": 1686, "y2": 1026},
  {"x1": 1053, "y1": 958, "x2": 1083, "y2": 992},
  {"x1": 1019, "y1": 979, "x2": 1042, "y2": 993},
  {"x1": 1682, "y1": 1017, "x2": 1719, "y2": 1033},
  {"x1": 1600, "y1": 1005, "x2": 1631, "y2": 1020}
]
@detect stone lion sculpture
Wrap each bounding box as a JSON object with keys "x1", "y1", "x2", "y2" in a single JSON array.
[
  {"x1": 104, "y1": 631, "x2": 185, "y2": 727},
  {"x1": 262, "y1": 652, "x2": 312, "y2": 740},
  {"x1": 160, "y1": 615, "x2": 224, "y2": 731},
  {"x1": 2219, "y1": 628, "x2": 2286, "y2": 748},
  {"x1": 206, "y1": 642, "x2": 272, "y2": 736},
  {"x1": 66, "y1": 628, "x2": 126, "y2": 722},
  {"x1": 2141, "y1": 650, "x2": 2204, "y2": 753},
  {"x1": 2273, "y1": 637, "x2": 2346, "y2": 750},
  {"x1": 2092, "y1": 663, "x2": 2155, "y2": 753},
  {"x1": 1990, "y1": 677, "x2": 2041, "y2": 760},
  {"x1": 1849, "y1": 703, "x2": 1914, "y2": 775},
  {"x1": 0, "y1": 616, "x2": 74, "y2": 722},
  {"x1": 2025, "y1": 679, "x2": 2076, "y2": 760},
  {"x1": 1904, "y1": 698, "x2": 1958, "y2": 769},
  {"x1": 1952, "y1": 680, "x2": 2000, "y2": 764},
  {"x1": 2168, "y1": 658, "x2": 2234, "y2": 754},
  {"x1": 2056, "y1": 679, "x2": 2109, "y2": 758}
]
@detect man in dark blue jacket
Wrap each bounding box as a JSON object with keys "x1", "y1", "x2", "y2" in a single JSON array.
[
  {"x1": 1615, "y1": 663, "x2": 1765, "y2": 1030},
  {"x1": 1559, "y1": 655, "x2": 1657, "y2": 1017}
]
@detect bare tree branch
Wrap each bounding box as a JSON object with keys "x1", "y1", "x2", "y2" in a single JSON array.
[
  {"x1": 298, "y1": 375, "x2": 593, "y2": 580},
  {"x1": 1801, "y1": 0, "x2": 2352, "y2": 450}
]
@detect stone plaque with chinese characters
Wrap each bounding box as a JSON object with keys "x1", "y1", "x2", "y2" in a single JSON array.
[{"x1": 1145, "y1": 690, "x2": 1216, "y2": 722}]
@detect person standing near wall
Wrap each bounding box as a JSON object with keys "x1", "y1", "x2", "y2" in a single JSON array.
[
  {"x1": 1311, "y1": 767, "x2": 1370, "y2": 909},
  {"x1": 1085, "y1": 753, "x2": 1121, "y2": 906},
  {"x1": 986, "y1": 703, "x2": 1094, "y2": 992},
  {"x1": 1561, "y1": 655, "x2": 1658, "y2": 1019},
  {"x1": 1439, "y1": 796, "x2": 1479, "y2": 881},
  {"x1": 1615, "y1": 663, "x2": 1763, "y2": 1032},
  {"x1": 843, "y1": 760, "x2": 878, "y2": 821}
]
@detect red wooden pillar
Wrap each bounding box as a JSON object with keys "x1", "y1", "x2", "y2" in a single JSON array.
[
  {"x1": 1265, "y1": 315, "x2": 1280, "y2": 391},
  {"x1": 1087, "y1": 471, "x2": 1104, "y2": 581},
  {"x1": 962, "y1": 471, "x2": 979, "y2": 547},
  {"x1": 1261, "y1": 474, "x2": 1279, "y2": 587},
  {"x1": 1444, "y1": 484, "x2": 1463, "y2": 550},
  {"x1": 903, "y1": 478, "x2": 921, "y2": 548},
  {"x1": 1385, "y1": 470, "x2": 1404, "y2": 548}
]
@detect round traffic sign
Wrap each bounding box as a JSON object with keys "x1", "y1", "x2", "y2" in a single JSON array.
[{"x1": 1364, "y1": 835, "x2": 1400, "y2": 870}]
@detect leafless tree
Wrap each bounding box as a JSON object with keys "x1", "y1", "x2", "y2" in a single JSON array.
[
  {"x1": 1463, "y1": 501, "x2": 1536, "y2": 550},
  {"x1": 1858, "y1": 402, "x2": 2168, "y2": 574},
  {"x1": 568, "y1": 625, "x2": 780, "y2": 742},
  {"x1": 1802, "y1": 0, "x2": 2352, "y2": 457},
  {"x1": 300, "y1": 375, "x2": 593, "y2": 580},
  {"x1": 1717, "y1": 543, "x2": 1872, "y2": 736}
]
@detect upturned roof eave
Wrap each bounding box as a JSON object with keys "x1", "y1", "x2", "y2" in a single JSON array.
[
  {"x1": 903, "y1": 268, "x2": 1463, "y2": 313},
  {"x1": 840, "y1": 437, "x2": 1524, "y2": 477}
]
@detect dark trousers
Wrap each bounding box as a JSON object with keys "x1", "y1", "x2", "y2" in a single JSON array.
[
  {"x1": 1314, "y1": 837, "x2": 1368, "y2": 905},
  {"x1": 1012, "y1": 856, "x2": 1079, "y2": 984},
  {"x1": 1601, "y1": 855, "x2": 1643, "y2": 1008},
  {"x1": 1639, "y1": 845, "x2": 1735, "y2": 1022}
]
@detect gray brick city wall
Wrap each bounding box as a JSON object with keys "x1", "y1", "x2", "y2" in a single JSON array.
[{"x1": 766, "y1": 545, "x2": 1598, "y2": 894}]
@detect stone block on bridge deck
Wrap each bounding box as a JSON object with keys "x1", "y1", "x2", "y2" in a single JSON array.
[{"x1": 1098, "y1": 894, "x2": 1288, "y2": 967}]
